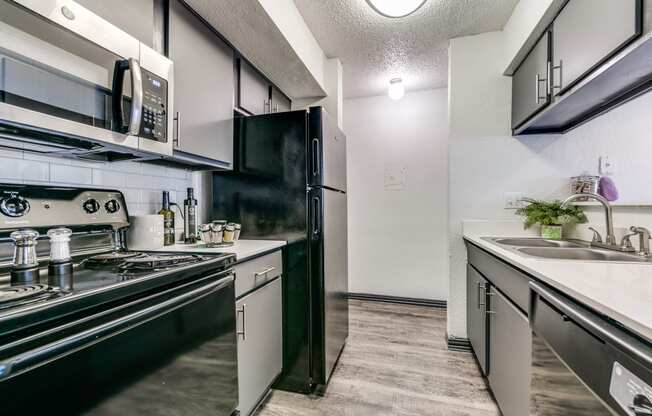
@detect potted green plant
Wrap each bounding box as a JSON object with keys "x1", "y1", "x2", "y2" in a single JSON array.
[{"x1": 515, "y1": 199, "x2": 588, "y2": 239}]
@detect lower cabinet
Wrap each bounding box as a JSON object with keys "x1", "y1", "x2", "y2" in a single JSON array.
[
  {"x1": 466, "y1": 242, "x2": 532, "y2": 416},
  {"x1": 487, "y1": 286, "x2": 531, "y2": 416},
  {"x1": 467, "y1": 265, "x2": 488, "y2": 375},
  {"x1": 236, "y1": 277, "x2": 283, "y2": 416}
]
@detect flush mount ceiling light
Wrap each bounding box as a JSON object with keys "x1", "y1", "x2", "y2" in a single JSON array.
[
  {"x1": 388, "y1": 78, "x2": 405, "y2": 100},
  {"x1": 366, "y1": 0, "x2": 428, "y2": 18}
]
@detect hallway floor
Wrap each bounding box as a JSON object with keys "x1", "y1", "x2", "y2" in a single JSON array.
[{"x1": 257, "y1": 300, "x2": 500, "y2": 415}]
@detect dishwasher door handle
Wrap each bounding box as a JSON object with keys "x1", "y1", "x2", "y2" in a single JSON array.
[{"x1": 530, "y1": 281, "x2": 652, "y2": 368}]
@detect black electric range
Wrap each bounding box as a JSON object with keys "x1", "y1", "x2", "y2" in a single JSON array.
[{"x1": 0, "y1": 184, "x2": 239, "y2": 416}]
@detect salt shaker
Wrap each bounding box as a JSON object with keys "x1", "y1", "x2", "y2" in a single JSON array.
[{"x1": 47, "y1": 228, "x2": 73, "y2": 290}]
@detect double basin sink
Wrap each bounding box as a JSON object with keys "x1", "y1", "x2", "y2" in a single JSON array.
[{"x1": 484, "y1": 237, "x2": 651, "y2": 263}]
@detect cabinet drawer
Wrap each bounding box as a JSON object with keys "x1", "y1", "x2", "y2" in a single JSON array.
[
  {"x1": 466, "y1": 242, "x2": 531, "y2": 314},
  {"x1": 235, "y1": 251, "x2": 282, "y2": 298}
]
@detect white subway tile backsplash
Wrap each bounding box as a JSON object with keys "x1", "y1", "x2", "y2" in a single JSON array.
[
  {"x1": 92, "y1": 169, "x2": 127, "y2": 188},
  {"x1": 0, "y1": 157, "x2": 50, "y2": 182},
  {"x1": 50, "y1": 164, "x2": 92, "y2": 185},
  {"x1": 140, "y1": 164, "x2": 167, "y2": 177},
  {"x1": 165, "y1": 166, "x2": 189, "y2": 179},
  {"x1": 0, "y1": 149, "x2": 192, "y2": 216}
]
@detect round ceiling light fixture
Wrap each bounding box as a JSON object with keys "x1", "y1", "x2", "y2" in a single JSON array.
[
  {"x1": 388, "y1": 78, "x2": 405, "y2": 100},
  {"x1": 366, "y1": 0, "x2": 428, "y2": 18}
]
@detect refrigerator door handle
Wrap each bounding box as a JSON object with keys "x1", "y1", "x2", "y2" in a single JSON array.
[
  {"x1": 312, "y1": 196, "x2": 321, "y2": 237},
  {"x1": 312, "y1": 138, "x2": 321, "y2": 177}
]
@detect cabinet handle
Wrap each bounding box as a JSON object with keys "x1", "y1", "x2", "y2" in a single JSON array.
[
  {"x1": 485, "y1": 289, "x2": 496, "y2": 315},
  {"x1": 551, "y1": 60, "x2": 563, "y2": 93},
  {"x1": 476, "y1": 282, "x2": 483, "y2": 309},
  {"x1": 237, "y1": 304, "x2": 246, "y2": 340},
  {"x1": 535, "y1": 73, "x2": 548, "y2": 104},
  {"x1": 173, "y1": 111, "x2": 181, "y2": 147},
  {"x1": 254, "y1": 266, "x2": 276, "y2": 279}
]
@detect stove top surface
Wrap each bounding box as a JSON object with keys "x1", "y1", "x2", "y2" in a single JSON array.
[{"x1": 0, "y1": 250, "x2": 234, "y2": 315}]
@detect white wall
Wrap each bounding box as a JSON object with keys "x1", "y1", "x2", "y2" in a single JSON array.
[
  {"x1": 344, "y1": 88, "x2": 449, "y2": 301},
  {"x1": 0, "y1": 148, "x2": 193, "y2": 234},
  {"x1": 448, "y1": 30, "x2": 652, "y2": 339}
]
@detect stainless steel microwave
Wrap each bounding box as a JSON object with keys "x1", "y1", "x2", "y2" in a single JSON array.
[{"x1": 0, "y1": 0, "x2": 174, "y2": 157}]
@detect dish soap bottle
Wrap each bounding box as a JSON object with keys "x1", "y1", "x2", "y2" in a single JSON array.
[
  {"x1": 183, "y1": 187, "x2": 197, "y2": 244},
  {"x1": 159, "y1": 191, "x2": 175, "y2": 246}
]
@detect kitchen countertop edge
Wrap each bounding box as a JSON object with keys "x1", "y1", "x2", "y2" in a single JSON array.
[{"x1": 464, "y1": 234, "x2": 652, "y2": 343}]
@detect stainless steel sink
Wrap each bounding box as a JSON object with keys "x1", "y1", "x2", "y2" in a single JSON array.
[
  {"x1": 481, "y1": 236, "x2": 651, "y2": 263},
  {"x1": 516, "y1": 247, "x2": 649, "y2": 262},
  {"x1": 491, "y1": 237, "x2": 586, "y2": 248}
]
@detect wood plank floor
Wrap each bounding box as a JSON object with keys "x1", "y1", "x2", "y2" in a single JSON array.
[{"x1": 257, "y1": 299, "x2": 500, "y2": 416}]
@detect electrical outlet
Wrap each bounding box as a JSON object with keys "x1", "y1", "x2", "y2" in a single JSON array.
[
  {"x1": 599, "y1": 156, "x2": 615, "y2": 175},
  {"x1": 504, "y1": 192, "x2": 524, "y2": 209}
]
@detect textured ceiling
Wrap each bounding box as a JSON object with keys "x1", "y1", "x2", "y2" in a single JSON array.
[{"x1": 294, "y1": 0, "x2": 519, "y2": 98}]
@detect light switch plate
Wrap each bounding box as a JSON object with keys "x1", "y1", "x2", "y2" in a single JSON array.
[{"x1": 599, "y1": 156, "x2": 615, "y2": 175}]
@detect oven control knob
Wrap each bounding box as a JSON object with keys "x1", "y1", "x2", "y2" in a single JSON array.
[
  {"x1": 83, "y1": 199, "x2": 100, "y2": 214},
  {"x1": 0, "y1": 194, "x2": 30, "y2": 217},
  {"x1": 105, "y1": 199, "x2": 120, "y2": 214}
]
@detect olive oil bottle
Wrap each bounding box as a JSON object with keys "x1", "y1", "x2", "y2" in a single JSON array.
[{"x1": 159, "y1": 191, "x2": 175, "y2": 246}]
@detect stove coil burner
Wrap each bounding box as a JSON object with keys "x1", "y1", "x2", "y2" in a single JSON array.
[
  {"x1": 0, "y1": 284, "x2": 54, "y2": 309},
  {"x1": 83, "y1": 252, "x2": 144, "y2": 269},
  {"x1": 120, "y1": 254, "x2": 202, "y2": 272}
]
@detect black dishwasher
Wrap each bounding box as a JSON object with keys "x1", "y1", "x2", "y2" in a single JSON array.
[{"x1": 530, "y1": 282, "x2": 652, "y2": 415}]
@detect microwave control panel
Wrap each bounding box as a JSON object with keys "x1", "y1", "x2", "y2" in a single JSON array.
[{"x1": 140, "y1": 69, "x2": 168, "y2": 143}]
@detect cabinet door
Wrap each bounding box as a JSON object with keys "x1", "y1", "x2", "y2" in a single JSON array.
[
  {"x1": 552, "y1": 0, "x2": 641, "y2": 95},
  {"x1": 168, "y1": 0, "x2": 234, "y2": 166},
  {"x1": 271, "y1": 86, "x2": 291, "y2": 113},
  {"x1": 512, "y1": 31, "x2": 550, "y2": 129},
  {"x1": 239, "y1": 60, "x2": 271, "y2": 115},
  {"x1": 236, "y1": 278, "x2": 283, "y2": 416},
  {"x1": 467, "y1": 265, "x2": 488, "y2": 375},
  {"x1": 488, "y1": 287, "x2": 531, "y2": 416}
]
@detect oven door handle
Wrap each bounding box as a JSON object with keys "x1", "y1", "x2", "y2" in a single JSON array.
[
  {"x1": 0, "y1": 274, "x2": 233, "y2": 381},
  {"x1": 529, "y1": 282, "x2": 652, "y2": 368},
  {"x1": 112, "y1": 58, "x2": 143, "y2": 136}
]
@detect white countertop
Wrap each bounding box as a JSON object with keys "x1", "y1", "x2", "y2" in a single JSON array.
[
  {"x1": 153, "y1": 239, "x2": 286, "y2": 262},
  {"x1": 464, "y1": 233, "x2": 652, "y2": 343}
]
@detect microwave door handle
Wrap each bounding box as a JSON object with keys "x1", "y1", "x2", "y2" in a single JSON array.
[
  {"x1": 111, "y1": 58, "x2": 143, "y2": 135},
  {"x1": 127, "y1": 58, "x2": 143, "y2": 136}
]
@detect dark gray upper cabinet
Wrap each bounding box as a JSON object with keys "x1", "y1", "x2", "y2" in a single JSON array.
[
  {"x1": 552, "y1": 0, "x2": 641, "y2": 96},
  {"x1": 76, "y1": 0, "x2": 155, "y2": 47},
  {"x1": 168, "y1": 0, "x2": 234, "y2": 168},
  {"x1": 271, "y1": 86, "x2": 292, "y2": 113},
  {"x1": 512, "y1": 31, "x2": 550, "y2": 129},
  {"x1": 467, "y1": 265, "x2": 489, "y2": 376},
  {"x1": 238, "y1": 59, "x2": 271, "y2": 115}
]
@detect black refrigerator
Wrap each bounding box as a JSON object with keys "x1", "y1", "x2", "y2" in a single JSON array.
[{"x1": 213, "y1": 107, "x2": 349, "y2": 394}]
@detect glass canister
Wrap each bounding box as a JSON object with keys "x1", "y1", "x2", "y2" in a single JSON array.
[{"x1": 223, "y1": 224, "x2": 236, "y2": 243}]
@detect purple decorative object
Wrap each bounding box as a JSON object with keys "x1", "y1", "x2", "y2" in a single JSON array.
[{"x1": 598, "y1": 176, "x2": 619, "y2": 201}]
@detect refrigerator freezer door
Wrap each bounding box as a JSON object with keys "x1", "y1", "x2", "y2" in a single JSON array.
[
  {"x1": 309, "y1": 187, "x2": 349, "y2": 387},
  {"x1": 309, "y1": 107, "x2": 347, "y2": 192}
]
